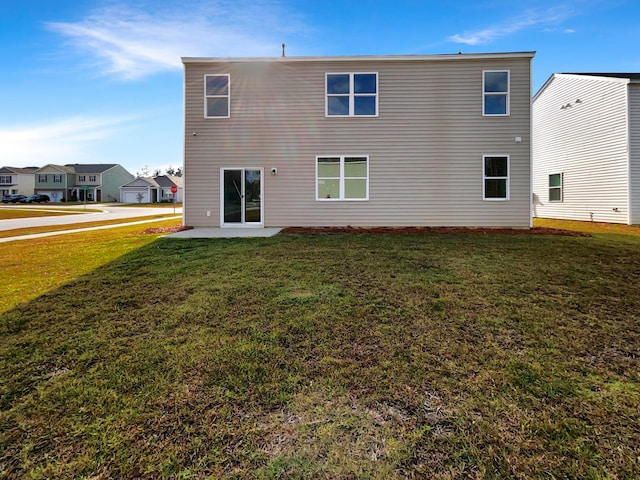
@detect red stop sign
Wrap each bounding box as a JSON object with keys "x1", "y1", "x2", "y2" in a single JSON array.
[{"x1": 170, "y1": 185, "x2": 178, "y2": 193}]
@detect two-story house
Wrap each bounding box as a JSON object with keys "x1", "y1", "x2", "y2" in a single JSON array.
[
  {"x1": 34, "y1": 164, "x2": 134, "y2": 202},
  {"x1": 0, "y1": 166, "x2": 38, "y2": 196},
  {"x1": 68, "y1": 164, "x2": 134, "y2": 202},
  {"x1": 33, "y1": 165, "x2": 76, "y2": 202},
  {"x1": 182, "y1": 52, "x2": 535, "y2": 228},
  {"x1": 532, "y1": 73, "x2": 640, "y2": 225}
]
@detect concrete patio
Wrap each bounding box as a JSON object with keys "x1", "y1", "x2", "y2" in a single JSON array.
[{"x1": 166, "y1": 228, "x2": 282, "y2": 239}]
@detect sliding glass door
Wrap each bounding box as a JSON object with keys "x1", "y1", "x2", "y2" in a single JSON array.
[{"x1": 222, "y1": 168, "x2": 262, "y2": 225}]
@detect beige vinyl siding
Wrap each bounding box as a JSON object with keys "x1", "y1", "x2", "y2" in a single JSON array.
[
  {"x1": 630, "y1": 84, "x2": 640, "y2": 224},
  {"x1": 184, "y1": 56, "x2": 532, "y2": 227},
  {"x1": 532, "y1": 75, "x2": 630, "y2": 224}
]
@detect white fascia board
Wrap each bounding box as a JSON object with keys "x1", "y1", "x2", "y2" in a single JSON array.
[
  {"x1": 554, "y1": 73, "x2": 631, "y2": 85},
  {"x1": 182, "y1": 51, "x2": 536, "y2": 64},
  {"x1": 532, "y1": 73, "x2": 558, "y2": 103}
]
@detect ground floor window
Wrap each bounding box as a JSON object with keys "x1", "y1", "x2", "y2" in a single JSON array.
[
  {"x1": 483, "y1": 155, "x2": 509, "y2": 200},
  {"x1": 316, "y1": 156, "x2": 368, "y2": 200},
  {"x1": 549, "y1": 173, "x2": 562, "y2": 202}
]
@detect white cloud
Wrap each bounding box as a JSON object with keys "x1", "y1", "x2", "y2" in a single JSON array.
[
  {"x1": 449, "y1": 5, "x2": 577, "y2": 45},
  {"x1": 46, "y1": 1, "x2": 305, "y2": 80},
  {"x1": 0, "y1": 116, "x2": 132, "y2": 168}
]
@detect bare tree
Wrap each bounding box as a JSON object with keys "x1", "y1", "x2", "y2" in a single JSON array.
[{"x1": 136, "y1": 165, "x2": 151, "y2": 177}]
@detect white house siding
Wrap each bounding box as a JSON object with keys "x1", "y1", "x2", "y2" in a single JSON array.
[
  {"x1": 183, "y1": 54, "x2": 533, "y2": 227},
  {"x1": 532, "y1": 74, "x2": 631, "y2": 224},
  {"x1": 629, "y1": 84, "x2": 640, "y2": 224}
]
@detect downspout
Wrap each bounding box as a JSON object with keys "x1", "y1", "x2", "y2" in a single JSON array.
[{"x1": 529, "y1": 58, "x2": 534, "y2": 229}]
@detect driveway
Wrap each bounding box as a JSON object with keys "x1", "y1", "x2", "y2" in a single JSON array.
[{"x1": 0, "y1": 203, "x2": 182, "y2": 231}]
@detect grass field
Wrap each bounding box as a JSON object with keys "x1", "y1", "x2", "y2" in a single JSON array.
[
  {"x1": 535, "y1": 217, "x2": 640, "y2": 238},
  {"x1": 1, "y1": 221, "x2": 639, "y2": 478},
  {"x1": 0, "y1": 214, "x2": 181, "y2": 239},
  {"x1": 0, "y1": 209, "x2": 83, "y2": 220},
  {"x1": 0, "y1": 219, "x2": 182, "y2": 313}
]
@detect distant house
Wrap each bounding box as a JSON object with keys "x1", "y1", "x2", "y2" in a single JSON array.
[
  {"x1": 0, "y1": 166, "x2": 38, "y2": 196},
  {"x1": 32, "y1": 165, "x2": 75, "y2": 202},
  {"x1": 119, "y1": 175, "x2": 183, "y2": 203},
  {"x1": 34, "y1": 164, "x2": 134, "y2": 202},
  {"x1": 532, "y1": 73, "x2": 640, "y2": 225},
  {"x1": 182, "y1": 51, "x2": 535, "y2": 228}
]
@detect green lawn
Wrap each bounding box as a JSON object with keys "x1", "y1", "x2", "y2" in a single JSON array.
[
  {"x1": 0, "y1": 209, "x2": 86, "y2": 220},
  {"x1": 0, "y1": 214, "x2": 181, "y2": 239},
  {"x1": 1, "y1": 225, "x2": 639, "y2": 478}
]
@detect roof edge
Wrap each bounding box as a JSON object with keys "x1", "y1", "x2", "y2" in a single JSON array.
[{"x1": 182, "y1": 51, "x2": 536, "y2": 64}]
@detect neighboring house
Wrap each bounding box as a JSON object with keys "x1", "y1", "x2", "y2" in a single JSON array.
[
  {"x1": 0, "y1": 166, "x2": 38, "y2": 196},
  {"x1": 33, "y1": 164, "x2": 76, "y2": 202},
  {"x1": 120, "y1": 175, "x2": 183, "y2": 203},
  {"x1": 34, "y1": 164, "x2": 134, "y2": 202},
  {"x1": 532, "y1": 73, "x2": 640, "y2": 225},
  {"x1": 182, "y1": 52, "x2": 535, "y2": 228}
]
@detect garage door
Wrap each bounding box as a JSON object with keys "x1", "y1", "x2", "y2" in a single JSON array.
[{"x1": 123, "y1": 191, "x2": 148, "y2": 203}]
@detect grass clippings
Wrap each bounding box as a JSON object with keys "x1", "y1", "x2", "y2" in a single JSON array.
[
  {"x1": 141, "y1": 225, "x2": 192, "y2": 235},
  {"x1": 0, "y1": 224, "x2": 639, "y2": 479}
]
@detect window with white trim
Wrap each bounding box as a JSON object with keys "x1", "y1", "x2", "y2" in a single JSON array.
[
  {"x1": 0, "y1": 175, "x2": 11, "y2": 184},
  {"x1": 326, "y1": 73, "x2": 378, "y2": 116},
  {"x1": 549, "y1": 173, "x2": 562, "y2": 202},
  {"x1": 483, "y1": 71, "x2": 509, "y2": 116},
  {"x1": 316, "y1": 156, "x2": 368, "y2": 200},
  {"x1": 89, "y1": 175, "x2": 97, "y2": 182},
  {"x1": 78, "y1": 176, "x2": 86, "y2": 182},
  {"x1": 53, "y1": 174, "x2": 62, "y2": 183},
  {"x1": 205, "y1": 74, "x2": 230, "y2": 118},
  {"x1": 38, "y1": 174, "x2": 47, "y2": 183},
  {"x1": 483, "y1": 155, "x2": 509, "y2": 200}
]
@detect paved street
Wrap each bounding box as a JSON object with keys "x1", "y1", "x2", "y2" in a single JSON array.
[{"x1": 0, "y1": 203, "x2": 182, "y2": 231}]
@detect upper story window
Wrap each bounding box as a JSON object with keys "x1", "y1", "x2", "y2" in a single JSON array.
[
  {"x1": 317, "y1": 156, "x2": 368, "y2": 200},
  {"x1": 483, "y1": 155, "x2": 509, "y2": 200},
  {"x1": 205, "y1": 74, "x2": 230, "y2": 118},
  {"x1": 326, "y1": 73, "x2": 378, "y2": 117},
  {"x1": 549, "y1": 173, "x2": 563, "y2": 202},
  {"x1": 89, "y1": 175, "x2": 97, "y2": 182},
  {"x1": 483, "y1": 71, "x2": 509, "y2": 116},
  {"x1": 53, "y1": 174, "x2": 62, "y2": 183},
  {"x1": 0, "y1": 175, "x2": 11, "y2": 184},
  {"x1": 38, "y1": 174, "x2": 47, "y2": 183},
  {"x1": 78, "y1": 175, "x2": 86, "y2": 182}
]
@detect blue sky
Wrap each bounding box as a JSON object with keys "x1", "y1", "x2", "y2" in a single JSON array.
[{"x1": 1, "y1": 0, "x2": 638, "y2": 176}]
